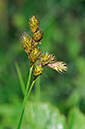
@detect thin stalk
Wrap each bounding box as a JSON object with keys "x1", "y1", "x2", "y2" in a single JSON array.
[
  {"x1": 27, "y1": 80, "x2": 35, "y2": 99},
  {"x1": 17, "y1": 80, "x2": 35, "y2": 129},
  {"x1": 14, "y1": 60, "x2": 25, "y2": 96},
  {"x1": 25, "y1": 65, "x2": 33, "y2": 96}
]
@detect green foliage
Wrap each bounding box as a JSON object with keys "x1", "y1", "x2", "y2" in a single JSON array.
[
  {"x1": 0, "y1": 102, "x2": 66, "y2": 129},
  {"x1": 68, "y1": 107, "x2": 85, "y2": 129},
  {"x1": 24, "y1": 102, "x2": 66, "y2": 129},
  {"x1": 1, "y1": 103, "x2": 85, "y2": 129},
  {"x1": 0, "y1": 104, "x2": 20, "y2": 129}
]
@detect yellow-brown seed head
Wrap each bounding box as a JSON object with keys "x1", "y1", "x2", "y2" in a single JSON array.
[
  {"x1": 21, "y1": 32, "x2": 33, "y2": 54},
  {"x1": 28, "y1": 47, "x2": 41, "y2": 65},
  {"x1": 29, "y1": 14, "x2": 40, "y2": 33},
  {"x1": 33, "y1": 29, "x2": 44, "y2": 42},
  {"x1": 33, "y1": 64, "x2": 43, "y2": 79},
  {"x1": 40, "y1": 52, "x2": 56, "y2": 66}
]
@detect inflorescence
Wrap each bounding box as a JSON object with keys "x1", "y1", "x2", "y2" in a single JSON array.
[{"x1": 21, "y1": 14, "x2": 68, "y2": 80}]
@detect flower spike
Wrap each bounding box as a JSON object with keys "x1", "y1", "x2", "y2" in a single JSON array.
[
  {"x1": 33, "y1": 64, "x2": 44, "y2": 80},
  {"x1": 47, "y1": 61, "x2": 68, "y2": 73},
  {"x1": 28, "y1": 47, "x2": 41, "y2": 66},
  {"x1": 29, "y1": 14, "x2": 40, "y2": 33},
  {"x1": 40, "y1": 52, "x2": 56, "y2": 66},
  {"x1": 33, "y1": 29, "x2": 44, "y2": 42},
  {"x1": 21, "y1": 32, "x2": 33, "y2": 54}
]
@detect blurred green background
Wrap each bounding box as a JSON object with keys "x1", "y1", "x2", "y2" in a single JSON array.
[{"x1": 0, "y1": 0, "x2": 85, "y2": 128}]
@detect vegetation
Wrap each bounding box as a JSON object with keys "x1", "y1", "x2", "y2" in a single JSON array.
[{"x1": 0, "y1": 0, "x2": 85, "y2": 129}]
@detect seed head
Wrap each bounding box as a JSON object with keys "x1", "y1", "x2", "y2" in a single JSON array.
[
  {"x1": 33, "y1": 64, "x2": 43, "y2": 79},
  {"x1": 40, "y1": 52, "x2": 56, "y2": 66},
  {"x1": 29, "y1": 14, "x2": 40, "y2": 33},
  {"x1": 47, "y1": 61, "x2": 68, "y2": 73},
  {"x1": 21, "y1": 32, "x2": 33, "y2": 54},
  {"x1": 28, "y1": 47, "x2": 41, "y2": 66},
  {"x1": 33, "y1": 29, "x2": 44, "y2": 42}
]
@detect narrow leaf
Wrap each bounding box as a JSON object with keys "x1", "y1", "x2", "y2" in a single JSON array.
[{"x1": 14, "y1": 60, "x2": 25, "y2": 96}]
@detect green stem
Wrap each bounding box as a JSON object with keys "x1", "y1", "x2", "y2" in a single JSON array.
[
  {"x1": 26, "y1": 66, "x2": 33, "y2": 96},
  {"x1": 27, "y1": 80, "x2": 35, "y2": 99},
  {"x1": 17, "y1": 80, "x2": 35, "y2": 129}
]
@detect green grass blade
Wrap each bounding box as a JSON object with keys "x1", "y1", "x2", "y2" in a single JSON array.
[{"x1": 14, "y1": 60, "x2": 25, "y2": 96}]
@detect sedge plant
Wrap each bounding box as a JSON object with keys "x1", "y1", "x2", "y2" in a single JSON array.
[{"x1": 15, "y1": 14, "x2": 68, "y2": 129}]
